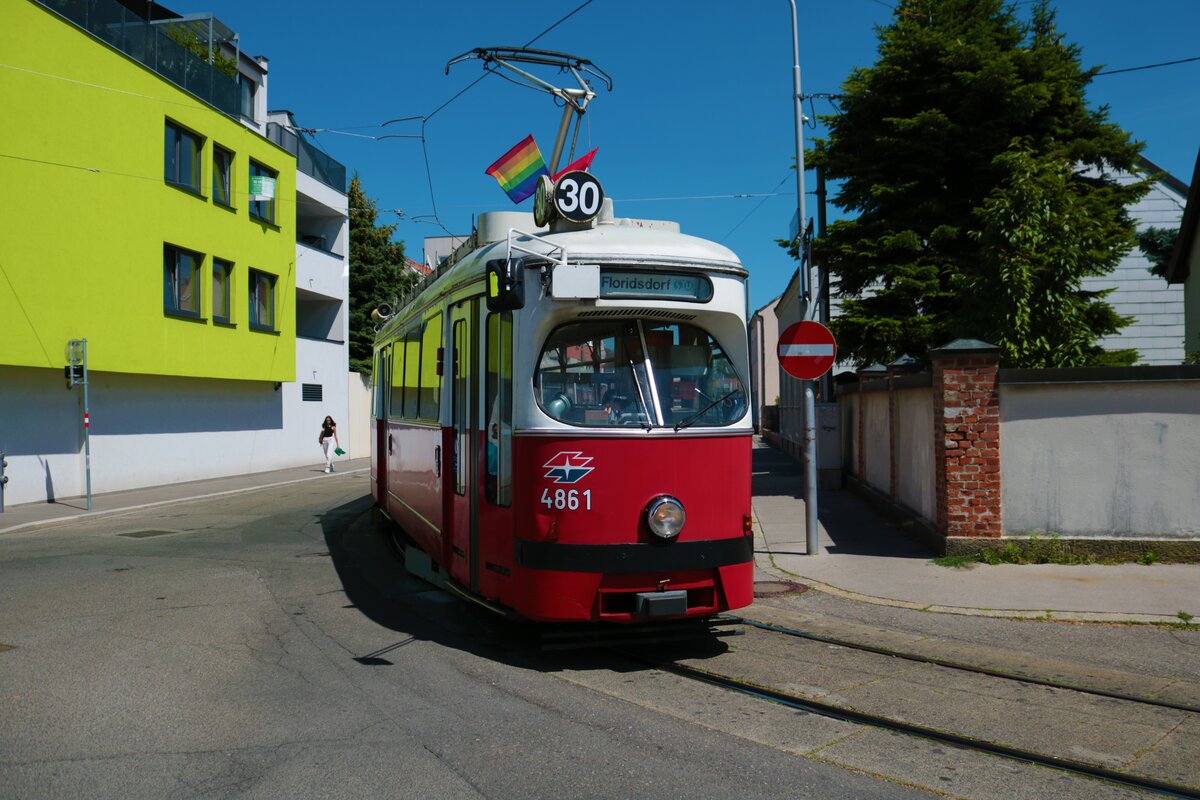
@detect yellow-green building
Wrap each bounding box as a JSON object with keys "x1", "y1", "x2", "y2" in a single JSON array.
[{"x1": 1, "y1": 0, "x2": 351, "y2": 505}]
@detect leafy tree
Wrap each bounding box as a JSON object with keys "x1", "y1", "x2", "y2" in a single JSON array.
[
  {"x1": 349, "y1": 174, "x2": 413, "y2": 374},
  {"x1": 808, "y1": 0, "x2": 1148, "y2": 367},
  {"x1": 1136, "y1": 226, "x2": 1178, "y2": 279}
]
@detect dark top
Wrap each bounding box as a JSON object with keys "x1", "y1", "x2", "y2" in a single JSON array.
[{"x1": 320, "y1": 422, "x2": 335, "y2": 440}]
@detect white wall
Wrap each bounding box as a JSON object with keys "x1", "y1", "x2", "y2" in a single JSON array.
[
  {"x1": 1, "y1": 345, "x2": 353, "y2": 506},
  {"x1": 1000, "y1": 381, "x2": 1200, "y2": 537},
  {"x1": 289, "y1": 337, "x2": 349, "y2": 465},
  {"x1": 749, "y1": 298, "x2": 781, "y2": 423},
  {"x1": 894, "y1": 388, "x2": 935, "y2": 522},
  {"x1": 1, "y1": 366, "x2": 292, "y2": 506},
  {"x1": 862, "y1": 390, "x2": 890, "y2": 494},
  {"x1": 347, "y1": 371, "x2": 371, "y2": 458}
]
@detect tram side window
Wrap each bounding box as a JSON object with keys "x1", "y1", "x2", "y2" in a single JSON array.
[
  {"x1": 403, "y1": 323, "x2": 422, "y2": 419},
  {"x1": 389, "y1": 342, "x2": 404, "y2": 420},
  {"x1": 485, "y1": 312, "x2": 513, "y2": 507},
  {"x1": 373, "y1": 347, "x2": 387, "y2": 419},
  {"x1": 419, "y1": 313, "x2": 442, "y2": 421}
]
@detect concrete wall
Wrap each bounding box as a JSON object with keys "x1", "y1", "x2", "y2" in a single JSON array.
[
  {"x1": 1000, "y1": 381, "x2": 1200, "y2": 537},
  {"x1": 1, "y1": 341, "x2": 352, "y2": 506},
  {"x1": 861, "y1": 390, "x2": 890, "y2": 493},
  {"x1": 894, "y1": 388, "x2": 936, "y2": 521},
  {"x1": 2, "y1": 366, "x2": 286, "y2": 506},
  {"x1": 288, "y1": 338, "x2": 349, "y2": 467},
  {"x1": 749, "y1": 299, "x2": 781, "y2": 426},
  {"x1": 347, "y1": 372, "x2": 371, "y2": 458}
]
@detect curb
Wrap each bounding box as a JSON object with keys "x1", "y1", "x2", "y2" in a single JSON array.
[
  {"x1": 0, "y1": 468, "x2": 370, "y2": 537},
  {"x1": 752, "y1": 521, "x2": 1188, "y2": 626}
]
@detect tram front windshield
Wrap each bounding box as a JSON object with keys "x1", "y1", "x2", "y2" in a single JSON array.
[{"x1": 537, "y1": 320, "x2": 746, "y2": 429}]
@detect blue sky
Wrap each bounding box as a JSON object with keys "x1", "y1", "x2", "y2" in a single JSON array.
[{"x1": 174, "y1": 0, "x2": 1200, "y2": 311}]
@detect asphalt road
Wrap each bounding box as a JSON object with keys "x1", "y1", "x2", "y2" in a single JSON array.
[{"x1": 0, "y1": 474, "x2": 925, "y2": 800}]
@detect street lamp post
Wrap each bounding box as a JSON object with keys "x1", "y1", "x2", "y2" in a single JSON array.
[
  {"x1": 786, "y1": 0, "x2": 818, "y2": 555},
  {"x1": 789, "y1": 0, "x2": 808, "y2": 308}
]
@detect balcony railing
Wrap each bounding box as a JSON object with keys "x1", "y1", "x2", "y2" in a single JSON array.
[
  {"x1": 266, "y1": 123, "x2": 347, "y2": 194},
  {"x1": 35, "y1": 0, "x2": 239, "y2": 117}
]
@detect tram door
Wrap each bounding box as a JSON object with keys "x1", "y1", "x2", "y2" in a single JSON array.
[
  {"x1": 372, "y1": 345, "x2": 389, "y2": 504},
  {"x1": 448, "y1": 299, "x2": 480, "y2": 591}
]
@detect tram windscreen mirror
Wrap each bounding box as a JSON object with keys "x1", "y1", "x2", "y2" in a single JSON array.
[{"x1": 486, "y1": 258, "x2": 525, "y2": 312}]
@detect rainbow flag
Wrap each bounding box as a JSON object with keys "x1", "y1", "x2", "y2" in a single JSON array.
[{"x1": 485, "y1": 134, "x2": 549, "y2": 204}]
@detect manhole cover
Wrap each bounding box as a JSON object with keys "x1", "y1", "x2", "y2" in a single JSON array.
[
  {"x1": 118, "y1": 530, "x2": 177, "y2": 539},
  {"x1": 753, "y1": 580, "x2": 809, "y2": 598}
]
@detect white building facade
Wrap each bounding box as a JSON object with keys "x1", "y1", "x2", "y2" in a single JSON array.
[{"x1": 266, "y1": 110, "x2": 352, "y2": 466}]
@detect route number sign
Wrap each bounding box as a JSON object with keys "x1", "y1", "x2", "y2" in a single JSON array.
[{"x1": 553, "y1": 171, "x2": 604, "y2": 222}]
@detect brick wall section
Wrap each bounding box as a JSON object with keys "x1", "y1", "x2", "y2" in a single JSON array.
[{"x1": 931, "y1": 343, "x2": 1002, "y2": 538}]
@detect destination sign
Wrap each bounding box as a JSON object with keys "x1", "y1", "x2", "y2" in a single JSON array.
[{"x1": 598, "y1": 271, "x2": 713, "y2": 302}]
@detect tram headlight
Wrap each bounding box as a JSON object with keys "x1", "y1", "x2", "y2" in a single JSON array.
[{"x1": 646, "y1": 496, "x2": 686, "y2": 539}]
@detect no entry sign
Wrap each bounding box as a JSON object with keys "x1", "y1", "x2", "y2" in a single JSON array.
[{"x1": 778, "y1": 321, "x2": 836, "y2": 380}]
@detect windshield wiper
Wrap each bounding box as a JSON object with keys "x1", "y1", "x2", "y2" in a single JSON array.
[{"x1": 674, "y1": 390, "x2": 740, "y2": 432}]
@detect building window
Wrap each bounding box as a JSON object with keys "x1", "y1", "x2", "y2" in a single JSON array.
[
  {"x1": 301, "y1": 383, "x2": 323, "y2": 401},
  {"x1": 238, "y1": 74, "x2": 257, "y2": 121},
  {"x1": 164, "y1": 244, "x2": 202, "y2": 318},
  {"x1": 248, "y1": 269, "x2": 275, "y2": 331},
  {"x1": 213, "y1": 258, "x2": 232, "y2": 323},
  {"x1": 164, "y1": 120, "x2": 203, "y2": 193},
  {"x1": 249, "y1": 161, "x2": 277, "y2": 223},
  {"x1": 213, "y1": 145, "x2": 233, "y2": 207}
]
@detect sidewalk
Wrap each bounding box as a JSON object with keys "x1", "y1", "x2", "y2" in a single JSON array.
[
  {"x1": 0, "y1": 458, "x2": 371, "y2": 536},
  {"x1": 751, "y1": 440, "x2": 1200, "y2": 624}
]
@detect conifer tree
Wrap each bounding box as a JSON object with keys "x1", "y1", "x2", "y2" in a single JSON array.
[
  {"x1": 810, "y1": 0, "x2": 1148, "y2": 367},
  {"x1": 348, "y1": 174, "x2": 412, "y2": 374}
]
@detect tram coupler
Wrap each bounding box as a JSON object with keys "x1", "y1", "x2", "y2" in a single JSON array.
[{"x1": 635, "y1": 590, "x2": 688, "y2": 618}]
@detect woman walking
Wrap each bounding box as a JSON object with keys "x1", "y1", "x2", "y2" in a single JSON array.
[{"x1": 319, "y1": 415, "x2": 340, "y2": 473}]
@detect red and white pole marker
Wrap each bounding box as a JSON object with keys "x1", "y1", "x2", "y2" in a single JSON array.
[{"x1": 83, "y1": 413, "x2": 90, "y2": 429}]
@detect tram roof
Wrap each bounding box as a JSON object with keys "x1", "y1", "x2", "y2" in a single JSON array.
[{"x1": 378, "y1": 207, "x2": 747, "y2": 334}]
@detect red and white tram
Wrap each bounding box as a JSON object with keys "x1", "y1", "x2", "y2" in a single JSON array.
[{"x1": 370, "y1": 181, "x2": 754, "y2": 623}]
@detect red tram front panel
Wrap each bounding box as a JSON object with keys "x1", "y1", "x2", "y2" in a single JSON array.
[{"x1": 509, "y1": 434, "x2": 753, "y2": 622}]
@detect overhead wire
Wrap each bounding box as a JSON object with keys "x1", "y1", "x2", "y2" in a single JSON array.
[
  {"x1": 719, "y1": 173, "x2": 792, "y2": 244},
  {"x1": 1095, "y1": 55, "x2": 1200, "y2": 76},
  {"x1": 392, "y1": 0, "x2": 600, "y2": 235}
]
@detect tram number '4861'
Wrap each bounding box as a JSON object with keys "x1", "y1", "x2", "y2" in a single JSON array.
[{"x1": 540, "y1": 488, "x2": 593, "y2": 511}]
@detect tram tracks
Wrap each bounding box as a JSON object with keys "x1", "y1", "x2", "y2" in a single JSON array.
[
  {"x1": 611, "y1": 618, "x2": 1200, "y2": 799},
  {"x1": 724, "y1": 615, "x2": 1200, "y2": 715}
]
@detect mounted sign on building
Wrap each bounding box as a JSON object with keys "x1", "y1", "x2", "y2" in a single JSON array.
[{"x1": 249, "y1": 174, "x2": 276, "y2": 199}]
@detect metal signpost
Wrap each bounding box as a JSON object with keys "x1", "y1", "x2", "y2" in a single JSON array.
[
  {"x1": 0, "y1": 452, "x2": 8, "y2": 513},
  {"x1": 66, "y1": 339, "x2": 93, "y2": 511},
  {"x1": 777, "y1": 321, "x2": 837, "y2": 555}
]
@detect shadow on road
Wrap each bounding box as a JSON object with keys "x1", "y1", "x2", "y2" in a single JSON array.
[{"x1": 317, "y1": 495, "x2": 730, "y2": 673}]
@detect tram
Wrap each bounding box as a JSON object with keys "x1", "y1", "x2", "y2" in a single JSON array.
[{"x1": 369, "y1": 173, "x2": 755, "y2": 623}]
